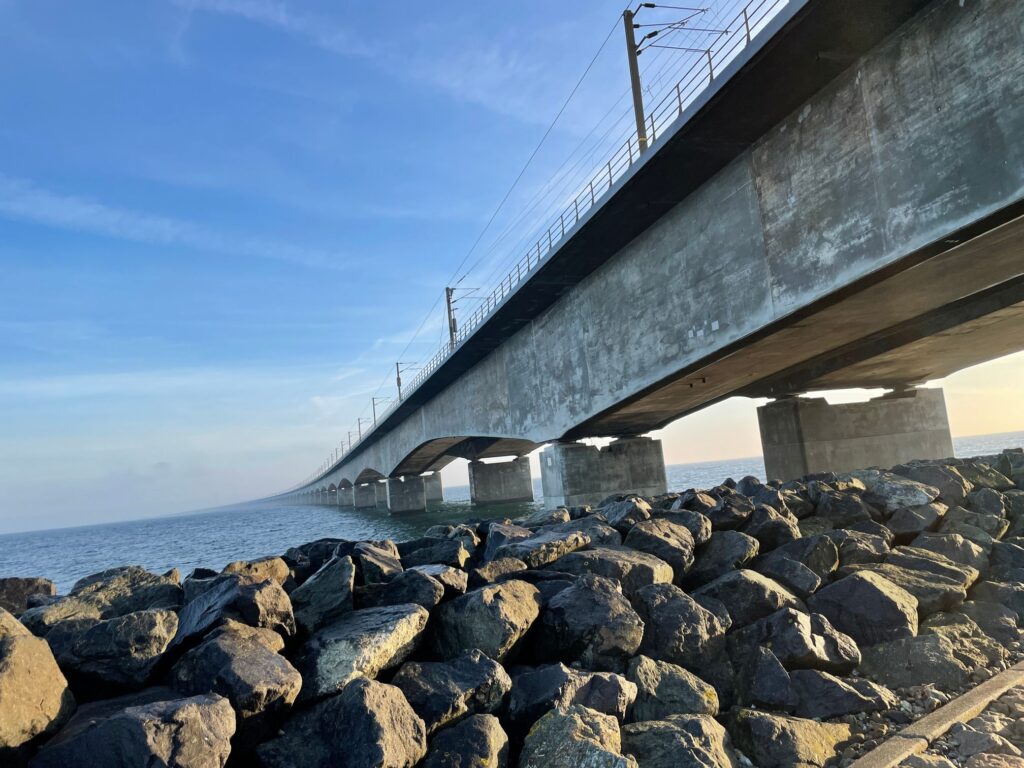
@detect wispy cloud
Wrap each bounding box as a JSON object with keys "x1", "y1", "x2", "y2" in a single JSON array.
[{"x1": 0, "y1": 173, "x2": 355, "y2": 270}]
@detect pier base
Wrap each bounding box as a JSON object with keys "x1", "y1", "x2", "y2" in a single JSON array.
[
  {"x1": 353, "y1": 483, "x2": 377, "y2": 509},
  {"x1": 540, "y1": 436, "x2": 667, "y2": 508},
  {"x1": 469, "y1": 457, "x2": 534, "y2": 504},
  {"x1": 758, "y1": 387, "x2": 955, "y2": 481},
  {"x1": 338, "y1": 486, "x2": 354, "y2": 507},
  {"x1": 386, "y1": 476, "x2": 427, "y2": 514},
  {"x1": 423, "y1": 472, "x2": 443, "y2": 504}
]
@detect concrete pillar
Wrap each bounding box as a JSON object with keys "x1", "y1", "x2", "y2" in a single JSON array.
[
  {"x1": 469, "y1": 457, "x2": 534, "y2": 504},
  {"x1": 540, "y1": 436, "x2": 667, "y2": 508},
  {"x1": 339, "y1": 486, "x2": 354, "y2": 507},
  {"x1": 386, "y1": 476, "x2": 427, "y2": 514},
  {"x1": 374, "y1": 482, "x2": 388, "y2": 509},
  {"x1": 353, "y1": 483, "x2": 377, "y2": 508},
  {"x1": 757, "y1": 387, "x2": 955, "y2": 481},
  {"x1": 423, "y1": 472, "x2": 444, "y2": 504}
]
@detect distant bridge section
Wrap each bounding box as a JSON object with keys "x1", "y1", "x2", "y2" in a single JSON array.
[{"x1": 283, "y1": 0, "x2": 1024, "y2": 511}]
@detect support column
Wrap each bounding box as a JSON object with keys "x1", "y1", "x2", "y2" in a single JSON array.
[
  {"x1": 353, "y1": 483, "x2": 377, "y2": 508},
  {"x1": 386, "y1": 476, "x2": 427, "y2": 514},
  {"x1": 469, "y1": 457, "x2": 534, "y2": 504},
  {"x1": 423, "y1": 472, "x2": 444, "y2": 504},
  {"x1": 757, "y1": 387, "x2": 955, "y2": 481},
  {"x1": 339, "y1": 486, "x2": 354, "y2": 507},
  {"x1": 540, "y1": 436, "x2": 667, "y2": 508}
]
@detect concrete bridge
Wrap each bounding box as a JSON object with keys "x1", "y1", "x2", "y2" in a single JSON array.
[{"x1": 280, "y1": 0, "x2": 1024, "y2": 512}]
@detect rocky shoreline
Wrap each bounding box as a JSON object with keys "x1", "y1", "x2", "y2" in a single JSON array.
[{"x1": 2, "y1": 449, "x2": 1024, "y2": 767}]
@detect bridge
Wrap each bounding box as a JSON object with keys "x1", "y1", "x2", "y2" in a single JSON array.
[{"x1": 277, "y1": 0, "x2": 1024, "y2": 512}]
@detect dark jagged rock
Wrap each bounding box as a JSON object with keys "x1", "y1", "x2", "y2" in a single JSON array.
[
  {"x1": 971, "y1": 580, "x2": 1024, "y2": 621},
  {"x1": 727, "y1": 708, "x2": 851, "y2": 768},
  {"x1": 825, "y1": 528, "x2": 890, "y2": 566},
  {"x1": 768, "y1": 534, "x2": 839, "y2": 580},
  {"x1": 958, "y1": 600, "x2": 1021, "y2": 644},
  {"x1": 885, "y1": 546, "x2": 979, "y2": 589},
  {"x1": 622, "y1": 518, "x2": 695, "y2": 582},
  {"x1": 507, "y1": 663, "x2": 637, "y2": 737},
  {"x1": 691, "y1": 569, "x2": 802, "y2": 629},
  {"x1": 705, "y1": 492, "x2": 755, "y2": 530},
  {"x1": 807, "y1": 570, "x2": 918, "y2": 647},
  {"x1": 750, "y1": 554, "x2": 821, "y2": 599},
  {"x1": 538, "y1": 515, "x2": 623, "y2": 547},
  {"x1": 408, "y1": 563, "x2": 468, "y2": 596},
  {"x1": 468, "y1": 557, "x2": 528, "y2": 587},
  {"x1": 297, "y1": 603, "x2": 429, "y2": 702},
  {"x1": 357, "y1": 568, "x2": 445, "y2": 610},
  {"x1": 289, "y1": 554, "x2": 355, "y2": 634},
  {"x1": 518, "y1": 507, "x2": 571, "y2": 528},
  {"x1": 391, "y1": 649, "x2": 511, "y2": 734},
  {"x1": 893, "y1": 463, "x2": 972, "y2": 506},
  {"x1": 859, "y1": 633, "x2": 971, "y2": 690},
  {"x1": 855, "y1": 471, "x2": 940, "y2": 513},
  {"x1": 957, "y1": 460, "x2": 1014, "y2": 491},
  {"x1": 171, "y1": 573, "x2": 294, "y2": 651},
  {"x1": 223, "y1": 556, "x2": 290, "y2": 585},
  {"x1": 990, "y1": 540, "x2": 1024, "y2": 579},
  {"x1": 651, "y1": 509, "x2": 712, "y2": 546},
  {"x1": 632, "y1": 583, "x2": 729, "y2": 669},
  {"x1": 494, "y1": 568, "x2": 577, "y2": 604},
  {"x1": 945, "y1": 506, "x2": 1009, "y2": 539},
  {"x1": 728, "y1": 608, "x2": 861, "y2": 674},
  {"x1": 400, "y1": 538, "x2": 472, "y2": 569},
  {"x1": 967, "y1": 487, "x2": 1007, "y2": 517},
  {"x1": 912, "y1": 532, "x2": 989, "y2": 573},
  {"x1": 492, "y1": 528, "x2": 590, "y2": 568},
  {"x1": 549, "y1": 545, "x2": 673, "y2": 597},
  {"x1": 736, "y1": 645, "x2": 797, "y2": 711},
  {"x1": 427, "y1": 580, "x2": 540, "y2": 662},
  {"x1": 837, "y1": 562, "x2": 966, "y2": 617},
  {"x1": 356, "y1": 541, "x2": 405, "y2": 583},
  {"x1": 789, "y1": 669, "x2": 896, "y2": 719},
  {"x1": 483, "y1": 522, "x2": 532, "y2": 562},
  {"x1": 626, "y1": 655, "x2": 718, "y2": 720},
  {"x1": 671, "y1": 489, "x2": 717, "y2": 516},
  {"x1": 742, "y1": 505, "x2": 801, "y2": 551},
  {"x1": 257, "y1": 677, "x2": 426, "y2": 768},
  {"x1": 533, "y1": 574, "x2": 643, "y2": 671},
  {"x1": 422, "y1": 714, "x2": 509, "y2": 768},
  {"x1": 621, "y1": 714, "x2": 740, "y2": 768},
  {"x1": 0, "y1": 577, "x2": 56, "y2": 617},
  {"x1": 519, "y1": 704, "x2": 637, "y2": 768},
  {"x1": 687, "y1": 530, "x2": 759, "y2": 586},
  {"x1": 601, "y1": 498, "x2": 652, "y2": 534},
  {"x1": 815, "y1": 490, "x2": 874, "y2": 526}
]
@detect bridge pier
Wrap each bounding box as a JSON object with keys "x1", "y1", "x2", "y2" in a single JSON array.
[
  {"x1": 338, "y1": 486, "x2": 354, "y2": 507},
  {"x1": 469, "y1": 457, "x2": 534, "y2": 504},
  {"x1": 757, "y1": 387, "x2": 955, "y2": 481},
  {"x1": 353, "y1": 483, "x2": 377, "y2": 508},
  {"x1": 540, "y1": 436, "x2": 667, "y2": 508},
  {"x1": 386, "y1": 476, "x2": 427, "y2": 514},
  {"x1": 423, "y1": 472, "x2": 443, "y2": 504}
]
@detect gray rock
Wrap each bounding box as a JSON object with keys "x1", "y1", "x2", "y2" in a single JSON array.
[
  {"x1": 736, "y1": 646, "x2": 797, "y2": 711},
  {"x1": 427, "y1": 580, "x2": 540, "y2": 662},
  {"x1": 789, "y1": 669, "x2": 896, "y2": 718},
  {"x1": 728, "y1": 608, "x2": 861, "y2": 674},
  {"x1": 990, "y1": 540, "x2": 1024, "y2": 578},
  {"x1": 742, "y1": 505, "x2": 801, "y2": 551},
  {"x1": 945, "y1": 506, "x2": 1009, "y2": 539},
  {"x1": 769, "y1": 535, "x2": 839, "y2": 579},
  {"x1": 854, "y1": 471, "x2": 940, "y2": 513},
  {"x1": 859, "y1": 633, "x2": 971, "y2": 690},
  {"x1": 408, "y1": 564, "x2": 468, "y2": 596},
  {"x1": 826, "y1": 529, "x2": 890, "y2": 566},
  {"x1": 549, "y1": 546, "x2": 673, "y2": 597},
  {"x1": 469, "y1": 557, "x2": 527, "y2": 587},
  {"x1": 807, "y1": 571, "x2": 918, "y2": 647},
  {"x1": 400, "y1": 539, "x2": 472, "y2": 569},
  {"x1": 971, "y1": 580, "x2": 1024, "y2": 621},
  {"x1": 958, "y1": 600, "x2": 1021, "y2": 644},
  {"x1": 623, "y1": 518, "x2": 696, "y2": 582},
  {"x1": 534, "y1": 574, "x2": 643, "y2": 671},
  {"x1": 493, "y1": 528, "x2": 590, "y2": 569},
  {"x1": 483, "y1": 522, "x2": 532, "y2": 562},
  {"x1": 257, "y1": 677, "x2": 426, "y2": 768},
  {"x1": 519, "y1": 704, "x2": 637, "y2": 768},
  {"x1": 223, "y1": 556, "x2": 290, "y2": 585},
  {"x1": 706, "y1": 491, "x2": 755, "y2": 530},
  {"x1": 0, "y1": 577, "x2": 56, "y2": 616},
  {"x1": 750, "y1": 554, "x2": 821, "y2": 599},
  {"x1": 422, "y1": 714, "x2": 509, "y2": 768},
  {"x1": 727, "y1": 708, "x2": 851, "y2": 768},
  {"x1": 357, "y1": 568, "x2": 445, "y2": 611},
  {"x1": 391, "y1": 649, "x2": 511, "y2": 734},
  {"x1": 356, "y1": 542, "x2": 404, "y2": 584},
  {"x1": 32, "y1": 690, "x2": 235, "y2": 768},
  {"x1": 518, "y1": 507, "x2": 572, "y2": 528},
  {"x1": 507, "y1": 663, "x2": 637, "y2": 737},
  {"x1": 885, "y1": 546, "x2": 979, "y2": 589},
  {"x1": 626, "y1": 655, "x2": 717, "y2": 720},
  {"x1": 687, "y1": 531, "x2": 759, "y2": 586},
  {"x1": 296, "y1": 603, "x2": 429, "y2": 702},
  {"x1": 911, "y1": 532, "x2": 989, "y2": 573},
  {"x1": 652, "y1": 509, "x2": 712, "y2": 546},
  {"x1": 893, "y1": 464, "x2": 972, "y2": 507},
  {"x1": 601, "y1": 498, "x2": 652, "y2": 534},
  {"x1": 940, "y1": 520, "x2": 997, "y2": 552},
  {"x1": 539, "y1": 515, "x2": 623, "y2": 547},
  {"x1": 691, "y1": 569, "x2": 802, "y2": 629},
  {"x1": 289, "y1": 554, "x2": 355, "y2": 634},
  {"x1": 958, "y1": 461, "x2": 1014, "y2": 491},
  {"x1": 815, "y1": 491, "x2": 873, "y2": 526},
  {"x1": 837, "y1": 563, "x2": 965, "y2": 617},
  {"x1": 632, "y1": 583, "x2": 729, "y2": 669},
  {"x1": 622, "y1": 714, "x2": 739, "y2": 768},
  {"x1": 968, "y1": 487, "x2": 1008, "y2": 517}
]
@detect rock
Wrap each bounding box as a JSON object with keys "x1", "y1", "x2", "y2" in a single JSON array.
[
  {"x1": 727, "y1": 708, "x2": 851, "y2": 768},
  {"x1": 958, "y1": 600, "x2": 1021, "y2": 644},
  {"x1": 849, "y1": 519, "x2": 896, "y2": 545},
  {"x1": 815, "y1": 491, "x2": 873, "y2": 526},
  {"x1": 957, "y1": 729, "x2": 1022, "y2": 759},
  {"x1": 400, "y1": 539, "x2": 472, "y2": 569},
  {"x1": 408, "y1": 564, "x2": 468, "y2": 596},
  {"x1": 742, "y1": 505, "x2": 801, "y2": 551},
  {"x1": 493, "y1": 529, "x2": 590, "y2": 569},
  {"x1": 788, "y1": 669, "x2": 896, "y2": 718},
  {"x1": 289, "y1": 554, "x2": 355, "y2": 634},
  {"x1": 32, "y1": 689, "x2": 235, "y2": 768},
  {"x1": 356, "y1": 542, "x2": 405, "y2": 584},
  {"x1": 0, "y1": 609, "x2": 75, "y2": 757},
  {"x1": 519, "y1": 507, "x2": 572, "y2": 528},
  {"x1": 652, "y1": 509, "x2": 712, "y2": 546},
  {"x1": 968, "y1": 487, "x2": 1008, "y2": 517},
  {"x1": 692, "y1": 569, "x2": 802, "y2": 629},
  {"x1": 428, "y1": 580, "x2": 540, "y2": 662},
  {"x1": 826, "y1": 529, "x2": 890, "y2": 565},
  {"x1": 905, "y1": 756, "x2": 959, "y2": 768},
  {"x1": 391, "y1": 649, "x2": 511, "y2": 735},
  {"x1": 769, "y1": 534, "x2": 840, "y2": 579},
  {"x1": 672, "y1": 489, "x2": 717, "y2": 516},
  {"x1": 626, "y1": 655, "x2": 717, "y2": 720},
  {"x1": 623, "y1": 518, "x2": 696, "y2": 582},
  {"x1": 507, "y1": 663, "x2": 637, "y2": 737},
  {"x1": 894, "y1": 463, "x2": 972, "y2": 506},
  {"x1": 358, "y1": 569, "x2": 444, "y2": 611},
  {"x1": 807, "y1": 571, "x2": 918, "y2": 647},
  {"x1": 257, "y1": 677, "x2": 426, "y2": 768},
  {"x1": 885, "y1": 546, "x2": 979, "y2": 589},
  {"x1": 705, "y1": 492, "x2": 755, "y2": 530},
  {"x1": 750, "y1": 554, "x2": 821, "y2": 599},
  {"x1": 422, "y1": 714, "x2": 509, "y2": 768},
  {"x1": 0, "y1": 578, "x2": 56, "y2": 616},
  {"x1": 687, "y1": 531, "x2": 759, "y2": 586},
  {"x1": 735, "y1": 646, "x2": 798, "y2": 711},
  {"x1": 971, "y1": 580, "x2": 1024, "y2": 621},
  {"x1": 533, "y1": 574, "x2": 643, "y2": 671},
  {"x1": 483, "y1": 522, "x2": 532, "y2": 562},
  {"x1": 946, "y1": 506, "x2": 1009, "y2": 539},
  {"x1": 958, "y1": 460, "x2": 1014, "y2": 491},
  {"x1": 990, "y1": 540, "x2": 1024, "y2": 578},
  {"x1": 965, "y1": 755, "x2": 1024, "y2": 768},
  {"x1": 601, "y1": 498, "x2": 652, "y2": 534},
  {"x1": 549, "y1": 546, "x2": 673, "y2": 597},
  {"x1": 296, "y1": 603, "x2": 429, "y2": 702},
  {"x1": 859, "y1": 633, "x2": 971, "y2": 690},
  {"x1": 728, "y1": 608, "x2": 861, "y2": 674},
  {"x1": 46, "y1": 607, "x2": 178, "y2": 691},
  {"x1": 171, "y1": 573, "x2": 295, "y2": 650},
  {"x1": 469, "y1": 557, "x2": 528, "y2": 587},
  {"x1": 856, "y1": 472, "x2": 940, "y2": 513},
  {"x1": 223, "y1": 556, "x2": 290, "y2": 585},
  {"x1": 912, "y1": 532, "x2": 989, "y2": 573},
  {"x1": 170, "y1": 621, "x2": 300, "y2": 746},
  {"x1": 621, "y1": 714, "x2": 739, "y2": 768},
  {"x1": 539, "y1": 515, "x2": 624, "y2": 547},
  {"x1": 519, "y1": 704, "x2": 637, "y2": 768},
  {"x1": 632, "y1": 583, "x2": 729, "y2": 668},
  {"x1": 837, "y1": 562, "x2": 966, "y2": 617}
]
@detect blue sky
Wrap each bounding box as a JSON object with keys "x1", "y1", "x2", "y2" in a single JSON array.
[{"x1": 1, "y1": 1, "x2": 1022, "y2": 533}]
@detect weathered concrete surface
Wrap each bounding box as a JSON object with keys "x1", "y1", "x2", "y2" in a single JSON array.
[
  {"x1": 353, "y1": 484, "x2": 377, "y2": 509},
  {"x1": 286, "y1": 0, "x2": 1024, "y2": 500},
  {"x1": 469, "y1": 458, "x2": 534, "y2": 505},
  {"x1": 387, "y1": 476, "x2": 427, "y2": 514},
  {"x1": 759, "y1": 388, "x2": 955, "y2": 480},
  {"x1": 541, "y1": 438, "x2": 667, "y2": 508},
  {"x1": 424, "y1": 472, "x2": 443, "y2": 504}
]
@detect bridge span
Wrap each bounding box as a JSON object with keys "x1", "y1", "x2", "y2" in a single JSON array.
[{"x1": 278, "y1": 0, "x2": 1024, "y2": 512}]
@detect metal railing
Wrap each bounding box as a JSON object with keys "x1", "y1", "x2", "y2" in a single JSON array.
[{"x1": 293, "y1": 0, "x2": 789, "y2": 492}]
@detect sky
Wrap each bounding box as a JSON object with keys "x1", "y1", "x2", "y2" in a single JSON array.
[{"x1": 0, "y1": 1, "x2": 1022, "y2": 534}]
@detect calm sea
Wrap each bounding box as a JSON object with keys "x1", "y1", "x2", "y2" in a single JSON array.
[{"x1": 2, "y1": 432, "x2": 1020, "y2": 593}]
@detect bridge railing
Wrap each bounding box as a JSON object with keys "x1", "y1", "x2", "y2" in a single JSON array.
[{"x1": 302, "y1": 0, "x2": 789, "y2": 489}]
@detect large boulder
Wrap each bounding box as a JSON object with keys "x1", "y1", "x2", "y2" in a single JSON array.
[
  {"x1": 735, "y1": 646, "x2": 799, "y2": 711},
  {"x1": 652, "y1": 509, "x2": 712, "y2": 546},
  {"x1": 911, "y1": 532, "x2": 989, "y2": 573},
  {"x1": 519, "y1": 704, "x2": 637, "y2": 768},
  {"x1": 686, "y1": 531, "x2": 759, "y2": 586},
  {"x1": 807, "y1": 571, "x2": 918, "y2": 647},
  {"x1": 296, "y1": 603, "x2": 429, "y2": 702},
  {"x1": 0, "y1": 609, "x2": 75, "y2": 758},
  {"x1": 893, "y1": 464, "x2": 972, "y2": 506},
  {"x1": 789, "y1": 669, "x2": 897, "y2": 719},
  {"x1": 533, "y1": 574, "x2": 644, "y2": 671},
  {"x1": 357, "y1": 569, "x2": 445, "y2": 611},
  {"x1": 971, "y1": 581, "x2": 1024, "y2": 621},
  {"x1": 422, "y1": 714, "x2": 509, "y2": 768},
  {"x1": 815, "y1": 491, "x2": 873, "y2": 527},
  {"x1": 958, "y1": 600, "x2": 1021, "y2": 645},
  {"x1": 625, "y1": 655, "x2": 718, "y2": 720},
  {"x1": 548, "y1": 546, "x2": 673, "y2": 597},
  {"x1": 0, "y1": 578, "x2": 56, "y2": 617},
  {"x1": 728, "y1": 608, "x2": 861, "y2": 674},
  {"x1": 691, "y1": 570, "x2": 802, "y2": 629},
  {"x1": 826, "y1": 529, "x2": 889, "y2": 566},
  {"x1": 223, "y1": 556, "x2": 290, "y2": 585},
  {"x1": 507, "y1": 663, "x2": 637, "y2": 737},
  {"x1": 855, "y1": 471, "x2": 940, "y2": 513},
  {"x1": 705, "y1": 492, "x2": 755, "y2": 530},
  {"x1": 492, "y1": 529, "x2": 590, "y2": 569},
  {"x1": 837, "y1": 562, "x2": 965, "y2": 617},
  {"x1": 623, "y1": 519, "x2": 696, "y2": 582},
  {"x1": 957, "y1": 460, "x2": 1014, "y2": 491},
  {"x1": 727, "y1": 708, "x2": 851, "y2": 768},
  {"x1": 887, "y1": 503, "x2": 947, "y2": 542},
  {"x1": 742, "y1": 505, "x2": 801, "y2": 551},
  {"x1": 32, "y1": 689, "x2": 235, "y2": 768},
  {"x1": 538, "y1": 515, "x2": 623, "y2": 547},
  {"x1": 885, "y1": 546, "x2": 979, "y2": 589},
  {"x1": 169, "y1": 621, "x2": 301, "y2": 746},
  {"x1": 356, "y1": 542, "x2": 405, "y2": 584},
  {"x1": 859, "y1": 633, "x2": 971, "y2": 690},
  {"x1": 632, "y1": 583, "x2": 729, "y2": 668},
  {"x1": 171, "y1": 573, "x2": 295, "y2": 650},
  {"x1": 768, "y1": 535, "x2": 839, "y2": 580},
  {"x1": 750, "y1": 554, "x2": 821, "y2": 600},
  {"x1": 483, "y1": 523, "x2": 532, "y2": 562},
  {"x1": 257, "y1": 677, "x2": 427, "y2": 768},
  {"x1": 427, "y1": 580, "x2": 540, "y2": 662},
  {"x1": 601, "y1": 498, "x2": 652, "y2": 534},
  {"x1": 408, "y1": 564, "x2": 468, "y2": 597},
  {"x1": 289, "y1": 555, "x2": 355, "y2": 634},
  {"x1": 391, "y1": 649, "x2": 511, "y2": 735},
  {"x1": 621, "y1": 714, "x2": 739, "y2": 768}
]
